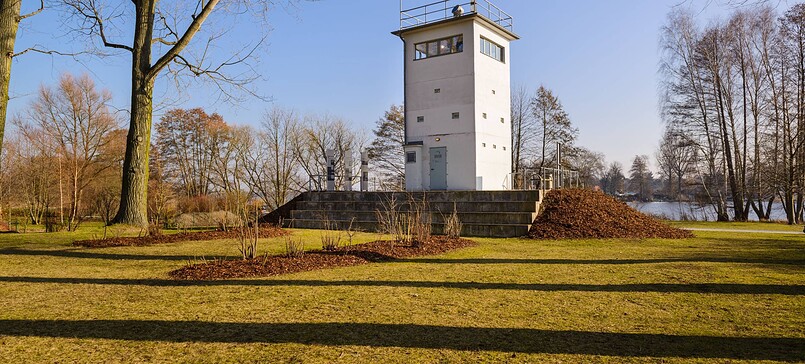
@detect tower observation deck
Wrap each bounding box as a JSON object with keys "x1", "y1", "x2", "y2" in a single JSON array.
[{"x1": 398, "y1": 0, "x2": 514, "y2": 32}]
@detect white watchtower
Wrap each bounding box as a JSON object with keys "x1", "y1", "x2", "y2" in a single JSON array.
[{"x1": 393, "y1": 0, "x2": 518, "y2": 191}]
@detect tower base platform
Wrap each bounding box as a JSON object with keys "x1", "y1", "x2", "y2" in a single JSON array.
[{"x1": 263, "y1": 190, "x2": 542, "y2": 238}]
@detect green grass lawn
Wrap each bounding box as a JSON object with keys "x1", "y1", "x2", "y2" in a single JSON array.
[
  {"x1": 668, "y1": 220, "x2": 805, "y2": 232},
  {"x1": 0, "y1": 224, "x2": 803, "y2": 362}
]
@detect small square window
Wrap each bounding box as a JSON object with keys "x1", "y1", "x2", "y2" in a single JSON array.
[
  {"x1": 417, "y1": 116, "x2": 424, "y2": 123},
  {"x1": 452, "y1": 112, "x2": 459, "y2": 119},
  {"x1": 434, "y1": 88, "x2": 441, "y2": 94},
  {"x1": 500, "y1": 117, "x2": 505, "y2": 123},
  {"x1": 482, "y1": 113, "x2": 487, "y2": 119},
  {"x1": 406, "y1": 152, "x2": 417, "y2": 163},
  {"x1": 482, "y1": 143, "x2": 486, "y2": 147},
  {"x1": 503, "y1": 146, "x2": 507, "y2": 151},
  {"x1": 493, "y1": 144, "x2": 497, "y2": 149},
  {"x1": 492, "y1": 90, "x2": 496, "y2": 94}
]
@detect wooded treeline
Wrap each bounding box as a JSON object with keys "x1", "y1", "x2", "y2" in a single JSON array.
[
  {"x1": 659, "y1": 4, "x2": 805, "y2": 223},
  {"x1": 2, "y1": 73, "x2": 369, "y2": 230}
]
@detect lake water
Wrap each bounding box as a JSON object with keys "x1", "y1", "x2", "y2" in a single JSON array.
[{"x1": 628, "y1": 201, "x2": 791, "y2": 222}]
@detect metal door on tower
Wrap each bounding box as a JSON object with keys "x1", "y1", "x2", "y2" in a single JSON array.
[{"x1": 429, "y1": 147, "x2": 447, "y2": 190}]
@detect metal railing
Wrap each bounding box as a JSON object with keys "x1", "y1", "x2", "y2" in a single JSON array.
[
  {"x1": 399, "y1": 0, "x2": 514, "y2": 32},
  {"x1": 510, "y1": 167, "x2": 581, "y2": 191}
]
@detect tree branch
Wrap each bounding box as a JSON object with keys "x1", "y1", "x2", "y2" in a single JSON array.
[
  {"x1": 19, "y1": 0, "x2": 44, "y2": 21},
  {"x1": 64, "y1": 0, "x2": 133, "y2": 52},
  {"x1": 148, "y1": 0, "x2": 221, "y2": 80},
  {"x1": 12, "y1": 47, "x2": 86, "y2": 58}
]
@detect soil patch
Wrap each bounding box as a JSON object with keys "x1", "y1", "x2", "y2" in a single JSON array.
[
  {"x1": 528, "y1": 189, "x2": 693, "y2": 240},
  {"x1": 73, "y1": 226, "x2": 289, "y2": 248},
  {"x1": 169, "y1": 236, "x2": 476, "y2": 280}
]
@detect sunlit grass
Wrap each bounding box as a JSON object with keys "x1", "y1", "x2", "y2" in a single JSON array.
[
  {"x1": 0, "y1": 224, "x2": 802, "y2": 362},
  {"x1": 667, "y1": 220, "x2": 804, "y2": 232}
]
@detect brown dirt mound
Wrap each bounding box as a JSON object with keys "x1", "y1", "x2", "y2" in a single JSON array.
[
  {"x1": 73, "y1": 225, "x2": 289, "y2": 248},
  {"x1": 528, "y1": 189, "x2": 693, "y2": 240},
  {"x1": 169, "y1": 236, "x2": 477, "y2": 280}
]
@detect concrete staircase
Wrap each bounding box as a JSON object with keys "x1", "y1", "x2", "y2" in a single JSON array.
[{"x1": 263, "y1": 190, "x2": 542, "y2": 238}]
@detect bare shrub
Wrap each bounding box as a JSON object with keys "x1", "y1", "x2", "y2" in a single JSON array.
[
  {"x1": 284, "y1": 237, "x2": 305, "y2": 257},
  {"x1": 344, "y1": 217, "x2": 360, "y2": 251},
  {"x1": 376, "y1": 193, "x2": 406, "y2": 243},
  {"x1": 443, "y1": 203, "x2": 463, "y2": 238},
  {"x1": 236, "y1": 224, "x2": 259, "y2": 260},
  {"x1": 148, "y1": 223, "x2": 163, "y2": 237},
  {"x1": 320, "y1": 213, "x2": 342, "y2": 251},
  {"x1": 376, "y1": 193, "x2": 432, "y2": 245},
  {"x1": 408, "y1": 194, "x2": 432, "y2": 246}
]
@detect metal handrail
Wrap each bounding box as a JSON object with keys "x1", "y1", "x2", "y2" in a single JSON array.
[
  {"x1": 509, "y1": 167, "x2": 581, "y2": 191},
  {"x1": 399, "y1": 0, "x2": 514, "y2": 32}
]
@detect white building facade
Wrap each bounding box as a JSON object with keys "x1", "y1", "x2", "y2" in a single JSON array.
[{"x1": 394, "y1": 3, "x2": 518, "y2": 191}]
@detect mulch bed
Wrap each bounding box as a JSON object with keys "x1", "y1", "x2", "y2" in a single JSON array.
[
  {"x1": 73, "y1": 225, "x2": 289, "y2": 248},
  {"x1": 169, "y1": 236, "x2": 477, "y2": 280},
  {"x1": 528, "y1": 189, "x2": 693, "y2": 240}
]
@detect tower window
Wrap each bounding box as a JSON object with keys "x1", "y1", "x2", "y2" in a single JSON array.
[
  {"x1": 500, "y1": 117, "x2": 505, "y2": 123},
  {"x1": 482, "y1": 143, "x2": 486, "y2": 147},
  {"x1": 492, "y1": 89, "x2": 496, "y2": 94},
  {"x1": 452, "y1": 112, "x2": 460, "y2": 119},
  {"x1": 482, "y1": 113, "x2": 487, "y2": 119},
  {"x1": 434, "y1": 88, "x2": 441, "y2": 94},
  {"x1": 503, "y1": 146, "x2": 507, "y2": 151},
  {"x1": 415, "y1": 35, "x2": 464, "y2": 60},
  {"x1": 480, "y1": 37, "x2": 505, "y2": 63},
  {"x1": 493, "y1": 144, "x2": 497, "y2": 149},
  {"x1": 417, "y1": 116, "x2": 424, "y2": 123},
  {"x1": 406, "y1": 152, "x2": 417, "y2": 163}
]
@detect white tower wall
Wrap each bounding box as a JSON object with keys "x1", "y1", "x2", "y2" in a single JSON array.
[{"x1": 397, "y1": 12, "x2": 517, "y2": 191}]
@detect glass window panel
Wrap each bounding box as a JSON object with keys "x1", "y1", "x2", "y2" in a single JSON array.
[
  {"x1": 415, "y1": 43, "x2": 427, "y2": 59},
  {"x1": 439, "y1": 39, "x2": 450, "y2": 55},
  {"x1": 427, "y1": 42, "x2": 438, "y2": 57},
  {"x1": 453, "y1": 35, "x2": 463, "y2": 52}
]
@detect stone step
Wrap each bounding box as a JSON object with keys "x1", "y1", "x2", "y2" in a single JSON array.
[
  {"x1": 265, "y1": 190, "x2": 542, "y2": 238},
  {"x1": 294, "y1": 201, "x2": 540, "y2": 213},
  {"x1": 289, "y1": 210, "x2": 537, "y2": 225},
  {"x1": 305, "y1": 190, "x2": 542, "y2": 203},
  {"x1": 286, "y1": 219, "x2": 531, "y2": 238}
]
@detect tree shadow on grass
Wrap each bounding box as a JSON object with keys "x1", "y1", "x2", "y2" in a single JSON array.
[
  {"x1": 0, "y1": 248, "x2": 229, "y2": 261},
  {"x1": 3, "y1": 247, "x2": 804, "y2": 266},
  {"x1": 1, "y1": 276, "x2": 803, "y2": 295},
  {"x1": 0, "y1": 319, "x2": 801, "y2": 361}
]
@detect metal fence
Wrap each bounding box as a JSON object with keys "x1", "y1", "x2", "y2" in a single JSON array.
[
  {"x1": 399, "y1": 0, "x2": 514, "y2": 32},
  {"x1": 509, "y1": 167, "x2": 581, "y2": 191}
]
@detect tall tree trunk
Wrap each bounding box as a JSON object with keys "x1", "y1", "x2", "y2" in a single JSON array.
[
  {"x1": 0, "y1": 0, "x2": 22, "y2": 161},
  {"x1": 112, "y1": 0, "x2": 156, "y2": 227}
]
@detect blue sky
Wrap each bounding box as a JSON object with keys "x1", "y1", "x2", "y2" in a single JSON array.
[{"x1": 10, "y1": 0, "x2": 759, "y2": 171}]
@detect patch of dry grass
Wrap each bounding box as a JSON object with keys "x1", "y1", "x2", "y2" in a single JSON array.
[{"x1": 0, "y1": 225, "x2": 803, "y2": 362}]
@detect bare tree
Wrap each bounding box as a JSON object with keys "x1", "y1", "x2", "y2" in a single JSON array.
[
  {"x1": 16, "y1": 73, "x2": 120, "y2": 230},
  {"x1": 246, "y1": 108, "x2": 302, "y2": 210},
  {"x1": 564, "y1": 146, "x2": 605, "y2": 188},
  {"x1": 600, "y1": 162, "x2": 625, "y2": 195},
  {"x1": 155, "y1": 108, "x2": 225, "y2": 197},
  {"x1": 530, "y1": 85, "x2": 577, "y2": 171},
  {"x1": 294, "y1": 115, "x2": 365, "y2": 191},
  {"x1": 60, "y1": 0, "x2": 295, "y2": 226},
  {"x1": 510, "y1": 85, "x2": 535, "y2": 177},
  {"x1": 656, "y1": 128, "x2": 697, "y2": 199}
]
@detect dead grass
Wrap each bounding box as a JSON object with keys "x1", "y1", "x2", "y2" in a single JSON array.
[{"x1": 0, "y1": 224, "x2": 802, "y2": 362}]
